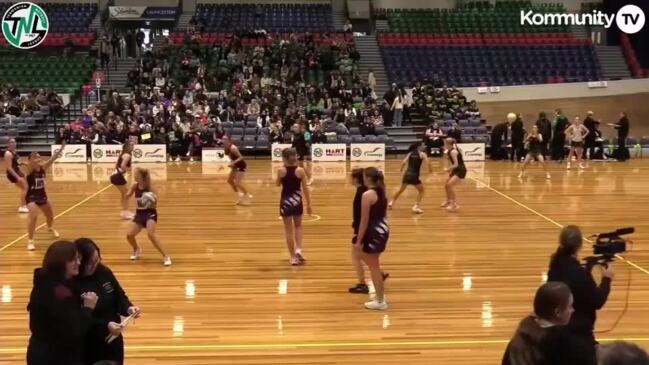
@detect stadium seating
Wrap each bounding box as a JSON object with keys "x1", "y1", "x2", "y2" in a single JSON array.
[
  {"x1": 620, "y1": 34, "x2": 649, "y2": 78},
  {"x1": 168, "y1": 32, "x2": 353, "y2": 46},
  {"x1": 0, "y1": 50, "x2": 95, "y2": 94},
  {"x1": 193, "y1": 3, "x2": 334, "y2": 33}
]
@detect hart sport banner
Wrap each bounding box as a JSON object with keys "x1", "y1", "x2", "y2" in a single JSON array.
[{"x1": 311, "y1": 144, "x2": 346, "y2": 162}]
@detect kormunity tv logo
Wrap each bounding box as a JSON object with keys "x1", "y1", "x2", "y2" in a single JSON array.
[
  {"x1": 521, "y1": 4, "x2": 645, "y2": 34},
  {"x1": 2, "y1": 2, "x2": 49, "y2": 49}
]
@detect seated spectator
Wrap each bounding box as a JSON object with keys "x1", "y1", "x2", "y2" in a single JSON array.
[{"x1": 424, "y1": 122, "x2": 445, "y2": 157}]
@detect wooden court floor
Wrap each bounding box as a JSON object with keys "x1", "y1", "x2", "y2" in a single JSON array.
[{"x1": 1, "y1": 158, "x2": 649, "y2": 364}]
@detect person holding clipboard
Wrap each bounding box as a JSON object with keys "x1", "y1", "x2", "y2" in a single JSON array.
[{"x1": 75, "y1": 238, "x2": 140, "y2": 365}]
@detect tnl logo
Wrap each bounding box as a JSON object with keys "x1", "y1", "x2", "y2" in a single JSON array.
[
  {"x1": 616, "y1": 5, "x2": 645, "y2": 34},
  {"x1": 1, "y1": 2, "x2": 49, "y2": 49}
]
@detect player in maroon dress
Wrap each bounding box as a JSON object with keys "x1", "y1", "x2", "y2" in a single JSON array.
[
  {"x1": 3, "y1": 138, "x2": 29, "y2": 213},
  {"x1": 276, "y1": 148, "x2": 312, "y2": 266},
  {"x1": 125, "y1": 167, "x2": 171, "y2": 266},
  {"x1": 24, "y1": 146, "x2": 64, "y2": 251},
  {"x1": 223, "y1": 135, "x2": 252, "y2": 205},
  {"x1": 109, "y1": 142, "x2": 134, "y2": 219}
]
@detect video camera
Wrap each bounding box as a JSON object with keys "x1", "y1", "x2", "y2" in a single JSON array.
[{"x1": 584, "y1": 227, "x2": 634, "y2": 267}]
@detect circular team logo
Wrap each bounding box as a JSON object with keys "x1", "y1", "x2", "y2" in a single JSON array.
[
  {"x1": 93, "y1": 149, "x2": 104, "y2": 159},
  {"x1": 273, "y1": 147, "x2": 282, "y2": 158},
  {"x1": 351, "y1": 147, "x2": 362, "y2": 157},
  {"x1": 2, "y1": 2, "x2": 49, "y2": 49},
  {"x1": 616, "y1": 5, "x2": 645, "y2": 34},
  {"x1": 313, "y1": 147, "x2": 323, "y2": 158},
  {"x1": 133, "y1": 149, "x2": 143, "y2": 159}
]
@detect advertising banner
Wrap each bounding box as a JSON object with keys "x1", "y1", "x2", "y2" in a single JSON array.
[
  {"x1": 271, "y1": 143, "x2": 292, "y2": 162},
  {"x1": 91, "y1": 145, "x2": 124, "y2": 163},
  {"x1": 311, "y1": 144, "x2": 346, "y2": 162},
  {"x1": 51, "y1": 145, "x2": 87, "y2": 163},
  {"x1": 457, "y1": 143, "x2": 486, "y2": 162},
  {"x1": 132, "y1": 145, "x2": 167, "y2": 163},
  {"x1": 109, "y1": 6, "x2": 177, "y2": 20},
  {"x1": 202, "y1": 148, "x2": 230, "y2": 163},
  {"x1": 350, "y1": 143, "x2": 386, "y2": 161}
]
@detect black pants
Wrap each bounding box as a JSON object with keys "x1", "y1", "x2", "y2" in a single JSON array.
[
  {"x1": 583, "y1": 137, "x2": 596, "y2": 159},
  {"x1": 510, "y1": 140, "x2": 525, "y2": 161},
  {"x1": 615, "y1": 138, "x2": 629, "y2": 161},
  {"x1": 551, "y1": 138, "x2": 566, "y2": 161},
  {"x1": 490, "y1": 140, "x2": 507, "y2": 160}
]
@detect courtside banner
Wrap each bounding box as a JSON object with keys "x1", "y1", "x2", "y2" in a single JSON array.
[
  {"x1": 132, "y1": 145, "x2": 167, "y2": 163},
  {"x1": 202, "y1": 148, "x2": 230, "y2": 162},
  {"x1": 52, "y1": 164, "x2": 88, "y2": 182},
  {"x1": 311, "y1": 144, "x2": 346, "y2": 162},
  {"x1": 92, "y1": 145, "x2": 123, "y2": 163},
  {"x1": 51, "y1": 145, "x2": 86, "y2": 163},
  {"x1": 458, "y1": 143, "x2": 486, "y2": 161},
  {"x1": 350, "y1": 143, "x2": 386, "y2": 161},
  {"x1": 271, "y1": 143, "x2": 292, "y2": 162}
]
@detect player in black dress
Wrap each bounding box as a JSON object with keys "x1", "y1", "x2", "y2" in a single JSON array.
[
  {"x1": 3, "y1": 138, "x2": 29, "y2": 213},
  {"x1": 125, "y1": 167, "x2": 171, "y2": 266},
  {"x1": 349, "y1": 168, "x2": 389, "y2": 294},
  {"x1": 24, "y1": 147, "x2": 64, "y2": 251},
  {"x1": 519, "y1": 125, "x2": 551, "y2": 179},
  {"x1": 291, "y1": 123, "x2": 313, "y2": 185},
  {"x1": 356, "y1": 167, "x2": 390, "y2": 310},
  {"x1": 109, "y1": 142, "x2": 134, "y2": 219},
  {"x1": 276, "y1": 148, "x2": 312, "y2": 266},
  {"x1": 223, "y1": 135, "x2": 252, "y2": 205},
  {"x1": 442, "y1": 138, "x2": 466, "y2": 213},
  {"x1": 388, "y1": 143, "x2": 431, "y2": 214}
]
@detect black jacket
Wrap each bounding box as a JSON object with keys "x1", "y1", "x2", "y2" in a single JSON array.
[
  {"x1": 548, "y1": 256, "x2": 611, "y2": 335},
  {"x1": 511, "y1": 120, "x2": 525, "y2": 143},
  {"x1": 502, "y1": 315, "x2": 596, "y2": 365},
  {"x1": 75, "y1": 264, "x2": 132, "y2": 364},
  {"x1": 27, "y1": 269, "x2": 94, "y2": 365}
]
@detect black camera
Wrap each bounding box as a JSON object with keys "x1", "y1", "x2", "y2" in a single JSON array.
[{"x1": 584, "y1": 227, "x2": 634, "y2": 266}]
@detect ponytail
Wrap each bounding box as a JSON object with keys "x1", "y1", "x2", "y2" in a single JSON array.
[{"x1": 364, "y1": 167, "x2": 386, "y2": 199}]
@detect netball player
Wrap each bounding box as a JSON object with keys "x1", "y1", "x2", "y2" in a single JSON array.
[
  {"x1": 291, "y1": 123, "x2": 313, "y2": 185},
  {"x1": 110, "y1": 142, "x2": 134, "y2": 219},
  {"x1": 441, "y1": 138, "x2": 466, "y2": 212},
  {"x1": 565, "y1": 117, "x2": 589, "y2": 170},
  {"x1": 3, "y1": 138, "x2": 29, "y2": 213},
  {"x1": 125, "y1": 167, "x2": 171, "y2": 266},
  {"x1": 388, "y1": 143, "x2": 431, "y2": 214},
  {"x1": 24, "y1": 146, "x2": 64, "y2": 251},
  {"x1": 349, "y1": 168, "x2": 389, "y2": 294},
  {"x1": 356, "y1": 167, "x2": 389, "y2": 310},
  {"x1": 518, "y1": 125, "x2": 551, "y2": 179},
  {"x1": 223, "y1": 135, "x2": 252, "y2": 205},
  {"x1": 276, "y1": 148, "x2": 312, "y2": 266}
]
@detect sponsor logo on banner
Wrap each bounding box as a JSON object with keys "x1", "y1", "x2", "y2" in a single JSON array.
[
  {"x1": 92, "y1": 145, "x2": 123, "y2": 163},
  {"x1": 202, "y1": 148, "x2": 230, "y2": 162},
  {"x1": 271, "y1": 143, "x2": 292, "y2": 162},
  {"x1": 350, "y1": 144, "x2": 385, "y2": 161},
  {"x1": 52, "y1": 145, "x2": 87, "y2": 163},
  {"x1": 311, "y1": 144, "x2": 346, "y2": 162},
  {"x1": 202, "y1": 163, "x2": 231, "y2": 176},
  {"x1": 53, "y1": 164, "x2": 88, "y2": 182},
  {"x1": 109, "y1": 6, "x2": 177, "y2": 20},
  {"x1": 458, "y1": 143, "x2": 486, "y2": 161},
  {"x1": 132, "y1": 145, "x2": 166, "y2": 163},
  {"x1": 2, "y1": 2, "x2": 49, "y2": 49}
]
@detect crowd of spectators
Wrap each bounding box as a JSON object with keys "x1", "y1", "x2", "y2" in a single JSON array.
[
  {"x1": 0, "y1": 85, "x2": 64, "y2": 118},
  {"x1": 58, "y1": 32, "x2": 403, "y2": 159}
]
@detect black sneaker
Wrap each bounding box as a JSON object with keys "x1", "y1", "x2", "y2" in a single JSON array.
[{"x1": 348, "y1": 283, "x2": 369, "y2": 294}]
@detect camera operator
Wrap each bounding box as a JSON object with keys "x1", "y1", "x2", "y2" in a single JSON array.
[{"x1": 547, "y1": 226, "x2": 614, "y2": 350}]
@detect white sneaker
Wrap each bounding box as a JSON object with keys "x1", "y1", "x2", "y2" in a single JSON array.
[
  {"x1": 446, "y1": 203, "x2": 459, "y2": 212},
  {"x1": 129, "y1": 249, "x2": 141, "y2": 260},
  {"x1": 163, "y1": 257, "x2": 172, "y2": 266},
  {"x1": 18, "y1": 206, "x2": 29, "y2": 213},
  {"x1": 566, "y1": 163, "x2": 571, "y2": 170},
  {"x1": 546, "y1": 173, "x2": 551, "y2": 179},
  {"x1": 307, "y1": 178, "x2": 314, "y2": 186},
  {"x1": 579, "y1": 163, "x2": 586, "y2": 169},
  {"x1": 440, "y1": 201, "x2": 450, "y2": 208},
  {"x1": 411, "y1": 204, "x2": 424, "y2": 214},
  {"x1": 27, "y1": 240, "x2": 35, "y2": 251},
  {"x1": 364, "y1": 299, "x2": 388, "y2": 310},
  {"x1": 239, "y1": 194, "x2": 253, "y2": 206},
  {"x1": 388, "y1": 201, "x2": 394, "y2": 210},
  {"x1": 48, "y1": 228, "x2": 60, "y2": 238},
  {"x1": 517, "y1": 172, "x2": 524, "y2": 178}
]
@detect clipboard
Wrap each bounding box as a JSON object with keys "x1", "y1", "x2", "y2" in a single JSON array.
[{"x1": 105, "y1": 311, "x2": 139, "y2": 344}]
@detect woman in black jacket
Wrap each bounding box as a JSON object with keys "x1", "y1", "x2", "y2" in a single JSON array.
[
  {"x1": 75, "y1": 238, "x2": 140, "y2": 365},
  {"x1": 27, "y1": 241, "x2": 98, "y2": 365},
  {"x1": 547, "y1": 226, "x2": 614, "y2": 352}
]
